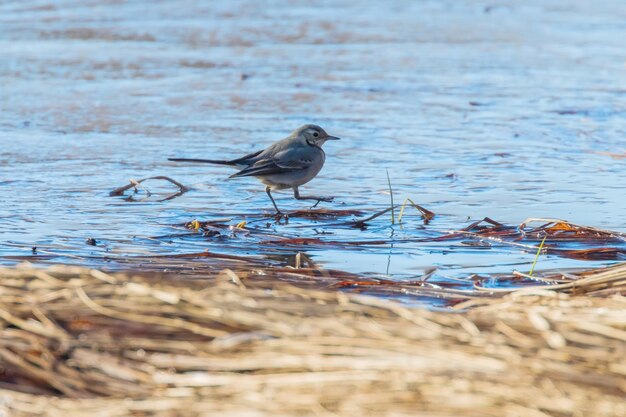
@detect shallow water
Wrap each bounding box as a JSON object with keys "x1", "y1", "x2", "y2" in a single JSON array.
[{"x1": 1, "y1": 1, "x2": 625, "y2": 303}]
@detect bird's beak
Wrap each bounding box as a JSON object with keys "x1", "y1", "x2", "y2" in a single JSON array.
[{"x1": 326, "y1": 135, "x2": 341, "y2": 141}]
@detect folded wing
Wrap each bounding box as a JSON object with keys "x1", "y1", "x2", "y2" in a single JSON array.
[{"x1": 229, "y1": 148, "x2": 313, "y2": 178}]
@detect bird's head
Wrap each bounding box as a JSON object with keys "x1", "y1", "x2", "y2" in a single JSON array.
[{"x1": 293, "y1": 124, "x2": 340, "y2": 147}]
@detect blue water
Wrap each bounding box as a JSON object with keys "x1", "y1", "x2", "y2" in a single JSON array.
[{"x1": 1, "y1": 0, "x2": 625, "y2": 302}]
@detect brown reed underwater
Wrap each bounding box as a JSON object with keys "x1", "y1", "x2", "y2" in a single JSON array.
[{"x1": 1, "y1": 262, "x2": 625, "y2": 417}]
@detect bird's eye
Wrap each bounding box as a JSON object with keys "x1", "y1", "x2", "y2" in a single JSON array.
[{"x1": 313, "y1": 132, "x2": 319, "y2": 138}]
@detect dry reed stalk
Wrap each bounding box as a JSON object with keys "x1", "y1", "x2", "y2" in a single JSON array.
[{"x1": 0, "y1": 263, "x2": 625, "y2": 417}]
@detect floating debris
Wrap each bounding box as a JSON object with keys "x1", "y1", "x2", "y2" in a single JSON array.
[{"x1": 109, "y1": 176, "x2": 189, "y2": 202}]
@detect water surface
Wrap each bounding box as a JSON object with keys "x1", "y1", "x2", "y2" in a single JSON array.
[{"x1": 1, "y1": 0, "x2": 625, "y2": 303}]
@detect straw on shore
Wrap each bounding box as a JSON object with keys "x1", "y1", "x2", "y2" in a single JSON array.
[{"x1": 1, "y1": 263, "x2": 625, "y2": 417}]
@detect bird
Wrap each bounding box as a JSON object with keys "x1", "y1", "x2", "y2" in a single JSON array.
[{"x1": 168, "y1": 124, "x2": 340, "y2": 217}]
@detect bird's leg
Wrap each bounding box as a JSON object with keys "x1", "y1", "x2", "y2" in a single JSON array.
[
  {"x1": 266, "y1": 186, "x2": 287, "y2": 220},
  {"x1": 293, "y1": 187, "x2": 334, "y2": 208}
]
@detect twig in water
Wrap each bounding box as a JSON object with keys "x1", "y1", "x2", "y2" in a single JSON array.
[
  {"x1": 109, "y1": 176, "x2": 189, "y2": 202},
  {"x1": 529, "y1": 235, "x2": 548, "y2": 276},
  {"x1": 518, "y1": 217, "x2": 626, "y2": 241},
  {"x1": 351, "y1": 207, "x2": 394, "y2": 228},
  {"x1": 386, "y1": 169, "x2": 395, "y2": 224},
  {"x1": 397, "y1": 198, "x2": 436, "y2": 224},
  {"x1": 294, "y1": 252, "x2": 316, "y2": 269}
]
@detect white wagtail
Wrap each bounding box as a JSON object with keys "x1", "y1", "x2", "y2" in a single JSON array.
[{"x1": 169, "y1": 124, "x2": 340, "y2": 216}]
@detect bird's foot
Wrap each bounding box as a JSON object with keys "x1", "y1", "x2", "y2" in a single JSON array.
[
  {"x1": 309, "y1": 196, "x2": 334, "y2": 209},
  {"x1": 273, "y1": 211, "x2": 289, "y2": 223}
]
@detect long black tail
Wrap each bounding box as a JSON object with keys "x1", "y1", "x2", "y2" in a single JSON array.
[{"x1": 168, "y1": 158, "x2": 235, "y2": 165}]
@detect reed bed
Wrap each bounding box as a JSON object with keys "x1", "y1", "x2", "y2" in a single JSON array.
[{"x1": 1, "y1": 263, "x2": 625, "y2": 417}]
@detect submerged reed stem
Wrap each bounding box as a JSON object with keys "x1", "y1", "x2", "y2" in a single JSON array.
[
  {"x1": 529, "y1": 235, "x2": 548, "y2": 276},
  {"x1": 386, "y1": 168, "x2": 395, "y2": 224}
]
